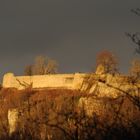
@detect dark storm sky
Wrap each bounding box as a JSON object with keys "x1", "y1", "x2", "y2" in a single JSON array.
[{"x1": 0, "y1": 0, "x2": 140, "y2": 78}]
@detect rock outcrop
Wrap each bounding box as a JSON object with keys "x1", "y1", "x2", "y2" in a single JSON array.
[
  {"x1": 8, "y1": 109, "x2": 19, "y2": 135},
  {"x1": 95, "y1": 64, "x2": 105, "y2": 75}
]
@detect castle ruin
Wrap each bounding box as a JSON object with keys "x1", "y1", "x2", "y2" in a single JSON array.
[
  {"x1": 2, "y1": 71, "x2": 140, "y2": 98},
  {"x1": 2, "y1": 73, "x2": 87, "y2": 90}
]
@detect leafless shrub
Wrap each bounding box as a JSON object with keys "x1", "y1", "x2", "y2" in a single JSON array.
[
  {"x1": 96, "y1": 50, "x2": 118, "y2": 74},
  {"x1": 0, "y1": 88, "x2": 139, "y2": 140},
  {"x1": 126, "y1": 8, "x2": 140, "y2": 53},
  {"x1": 24, "y1": 55, "x2": 58, "y2": 76},
  {"x1": 130, "y1": 58, "x2": 140, "y2": 79}
]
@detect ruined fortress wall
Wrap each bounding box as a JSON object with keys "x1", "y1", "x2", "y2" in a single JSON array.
[
  {"x1": 3, "y1": 72, "x2": 140, "y2": 93},
  {"x1": 2, "y1": 73, "x2": 87, "y2": 90}
]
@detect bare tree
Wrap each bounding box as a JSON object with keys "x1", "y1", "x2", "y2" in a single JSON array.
[
  {"x1": 126, "y1": 32, "x2": 140, "y2": 54},
  {"x1": 96, "y1": 50, "x2": 118, "y2": 74},
  {"x1": 130, "y1": 58, "x2": 140, "y2": 78},
  {"x1": 126, "y1": 8, "x2": 140, "y2": 53},
  {"x1": 131, "y1": 8, "x2": 140, "y2": 16},
  {"x1": 44, "y1": 58, "x2": 58, "y2": 74},
  {"x1": 33, "y1": 55, "x2": 47, "y2": 75},
  {"x1": 24, "y1": 55, "x2": 58, "y2": 75},
  {"x1": 24, "y1": 65, "x2": 33, "y2": 76}
]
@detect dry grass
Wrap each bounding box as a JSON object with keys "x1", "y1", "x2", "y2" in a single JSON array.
[{"x1": 0, "y1": 88, "x2": 139, "y2": 140}]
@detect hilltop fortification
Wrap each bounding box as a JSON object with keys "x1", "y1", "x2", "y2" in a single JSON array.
[
  {"x1": 2, "y1": 73, "x2": 86, "y2": 90},
  {"x1": 2, "y1": 71, "x2": 140, "y2": 98}
]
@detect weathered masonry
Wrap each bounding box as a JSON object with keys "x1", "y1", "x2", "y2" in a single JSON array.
[
  {"x1": 3, "y1": 72, "x2": 140, "y2": 97},
  {"x1": 2, "y1": 73, "x2": 87, "y2": 90}
]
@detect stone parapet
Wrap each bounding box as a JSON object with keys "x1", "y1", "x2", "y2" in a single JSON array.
[{"x1": 2, "y1": 73, "x2": 140, "y2": 92}]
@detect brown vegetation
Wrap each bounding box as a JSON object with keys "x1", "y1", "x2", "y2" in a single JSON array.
[
  {"x1": 96, "y1": 50, "x2": 118, "y2": 74},
  {"x1": 130, "y1": 58, "x2": 140, "y2": 78},
  {"x1": 24, "y1": 55, "x2": 58, "y2": 76},
  {"x1": 0, "y1": 87, "x2": 139, "y2": 140},
  {"x1": 126, "y1": 8, "x2": 140, "y2": 53},
  {"x1": 1, "y1": 47, "x2": 140, "y2": 140}
]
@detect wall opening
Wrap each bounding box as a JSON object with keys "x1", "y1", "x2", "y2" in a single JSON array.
[{"x1": 65, "y1": 77, "x2": 74, "y2": 84}]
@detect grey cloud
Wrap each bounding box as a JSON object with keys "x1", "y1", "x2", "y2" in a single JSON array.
[{"x1": 0, "y1": 0, "x2": 140, "y2": 79}]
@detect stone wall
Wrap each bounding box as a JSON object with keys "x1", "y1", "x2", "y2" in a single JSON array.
[
  {"x1": 2, "y1": 72, "x2": 140, "y2": 92},
  {"x1": 2, "y1": 73, "x2": 87, "y2": 90}
]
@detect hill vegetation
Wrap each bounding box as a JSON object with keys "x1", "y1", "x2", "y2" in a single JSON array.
[
  {"x1": 0, "y1": 85, "x2": 139, "y2": 140},
  {"x1": 0, "y1": 50, "x2": 140, "y2": 140}
]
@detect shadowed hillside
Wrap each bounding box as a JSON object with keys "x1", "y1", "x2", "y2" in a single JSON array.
[
  {"x1": 0, "y1": 87, "x2": 139, "y2": 140},
  {"x1": 0, "y1": 51, "x2": 140, "y2": 140}
]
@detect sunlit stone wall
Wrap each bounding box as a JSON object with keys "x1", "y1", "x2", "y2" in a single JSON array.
[
  {"x1": 2, "y1": 73, "x2": 87, "y2": 90},
  {"x1": 2, "y1": 72, "x2": 140, "y2": 92}
]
